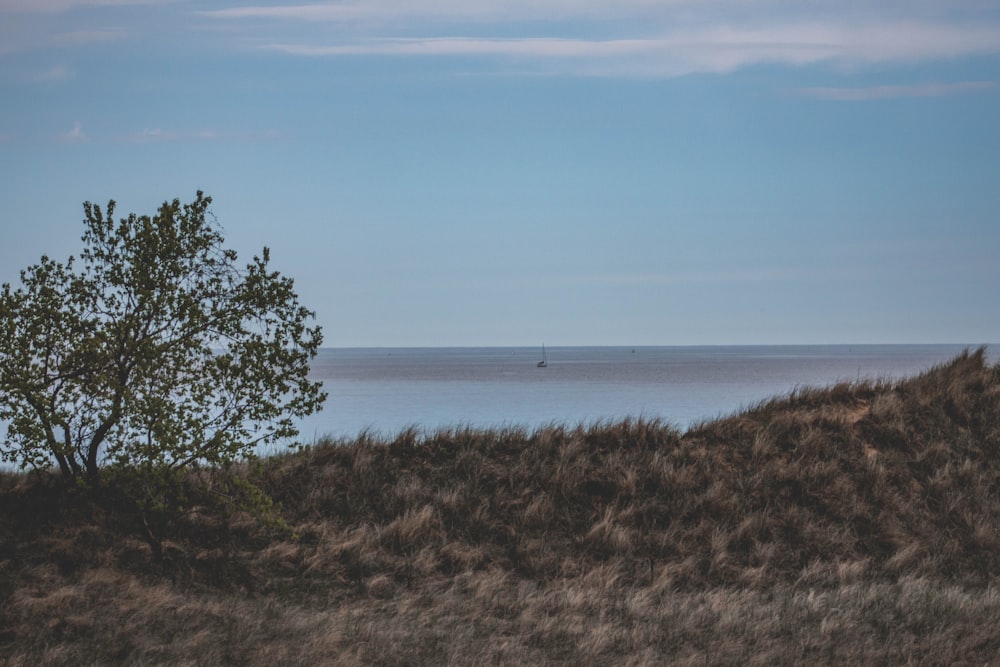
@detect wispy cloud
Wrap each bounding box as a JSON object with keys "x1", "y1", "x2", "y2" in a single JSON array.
[
  {"x1": 0, "y1": 25, "x2": 127, "y2": 54},
  {"x1": 795, "y1": 81, "x2": 997, "y2": 101},
  {"x1": 7, "y1": 0, "x2": 1000, "y2": 77},
  {"x1": 0, "y1": 0, "x2": 170, "y2": 12},
  {"x1": 198, "y1": 1, "x2": 683, "y2": 23},
  {"x1": 260, "y1": 22, "x2": 1000, "y2": 77},
  {"x1": 120, "y1": 127, "x2": 287, "y2": 143},
  {"x1": 195, "y1": 1, "x2": 1000, "y2": 27},
  {"x1": 267, "y1": 37, "x2": 653, "y2": 59},
  {"x1": 35, "y1": 64, "x2": 74, "y2": 83},
  {"x1": 60, "y1": 120, "x2": 89, "y2": 143},
  {"x1": 49, "y1": 27, "x2": 126, "y2": 46},
  {"x1": 7, "y1": 64, "x2": 76, "y2": 83},
  {"x1": 0, "y1": 2, "x2": 132, "y2": 54},
  {"x1": 124, "y1": 128, "x2": 216, "y2": 143}
]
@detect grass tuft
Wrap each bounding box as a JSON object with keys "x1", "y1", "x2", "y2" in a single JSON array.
[{"x1": 2, "y1": 348, "x2": 1000, "y2": 664}]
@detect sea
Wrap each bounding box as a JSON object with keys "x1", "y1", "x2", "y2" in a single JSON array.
[{"x1": 293, "y1": 344, "x2": 987, "y2": 443}]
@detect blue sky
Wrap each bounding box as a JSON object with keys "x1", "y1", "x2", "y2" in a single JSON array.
[{"x1": 1, "y1": 0, "x2": 998, "y2": 347}]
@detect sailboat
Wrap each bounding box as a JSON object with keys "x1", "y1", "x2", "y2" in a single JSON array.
[{"x1": 537, "y1": 344, "x2": 548, "y2": 368}]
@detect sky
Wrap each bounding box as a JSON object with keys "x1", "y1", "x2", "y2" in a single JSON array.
[{"x1": 0, "y1": 0, "x2": 998, "y2": 348}]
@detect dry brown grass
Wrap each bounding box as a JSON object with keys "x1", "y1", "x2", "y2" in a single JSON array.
[{"x1": 2, "y1": 348, "x2": 1000, "y2": 664}]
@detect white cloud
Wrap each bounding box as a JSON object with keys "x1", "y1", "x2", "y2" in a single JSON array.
[
  {"x1": 268, "y1": 37, "x2": 653, "y2": 58},
  {"x1": 61, "y1": 120, "x2": 89, "y2": 143},
  {"x1": 124, "y1": 128, "x2": 218, "y2": 143},
  {"x1": 7, "y1": 0, "x2": 1000, "y2": 76},
  {"x1": 198, "y1": 1, "x2": 687, "y2": 23},
  {"x1": 795, "y1": 81, "x2": 997, "y2": 101},
  {"x1": 36, "y1": 64, "x2": 74, "y2": 82},
  {"x1": 50, "y1": 27, "x2": 127, "y2": 45},
  {"x1": 0, "y1": 0, "x2": 171, "y2": 12},
  {"x1": 0, "y1": 25, "x2": 127, "y2": 54},
  {"x1": 128, "y1": 127, "x2": 170, "y2": 142},
  {"x1": 121, "y1": 127, "x2": 287, "y2": 143},
  {"x1": 0, "y1": 3, "x2": 132, "y2": 54},
  {"x1": 197, "y1": 1, "x2": 1000, "y2": 26},
  {"x1": 261, "y1": 22, "x2": 1000, "y2": 77}
]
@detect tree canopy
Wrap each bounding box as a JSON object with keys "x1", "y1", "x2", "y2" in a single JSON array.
[{"x1": 0, "y1": 192, "x2": 326, "y2": 480}]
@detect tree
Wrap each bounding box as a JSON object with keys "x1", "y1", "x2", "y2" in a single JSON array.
[{"x1": 0, "y1": 192, "x2": 326, "y2": 481}]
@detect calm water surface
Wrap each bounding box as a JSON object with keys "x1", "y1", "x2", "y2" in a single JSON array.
[{"x1": 295, "y1": 345, "x2": 983, "y2": 441}]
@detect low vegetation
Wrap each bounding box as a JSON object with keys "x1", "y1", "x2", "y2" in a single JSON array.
[{"x1": 2, "y1": 348, "x2": 999, "y2": 664}]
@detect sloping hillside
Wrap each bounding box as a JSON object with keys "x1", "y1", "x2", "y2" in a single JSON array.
[{"x1": 2, "y1": 348, "x2": 999, "y2": 664}]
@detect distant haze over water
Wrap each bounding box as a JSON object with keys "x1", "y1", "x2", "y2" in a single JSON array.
[{"x1": 294, "y1": 345, "x2": 986, "y2": 442}]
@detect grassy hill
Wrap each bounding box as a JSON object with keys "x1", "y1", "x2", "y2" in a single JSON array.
[{"x1": 2, "y1": 348, "x2": 999, "y2": 664}]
